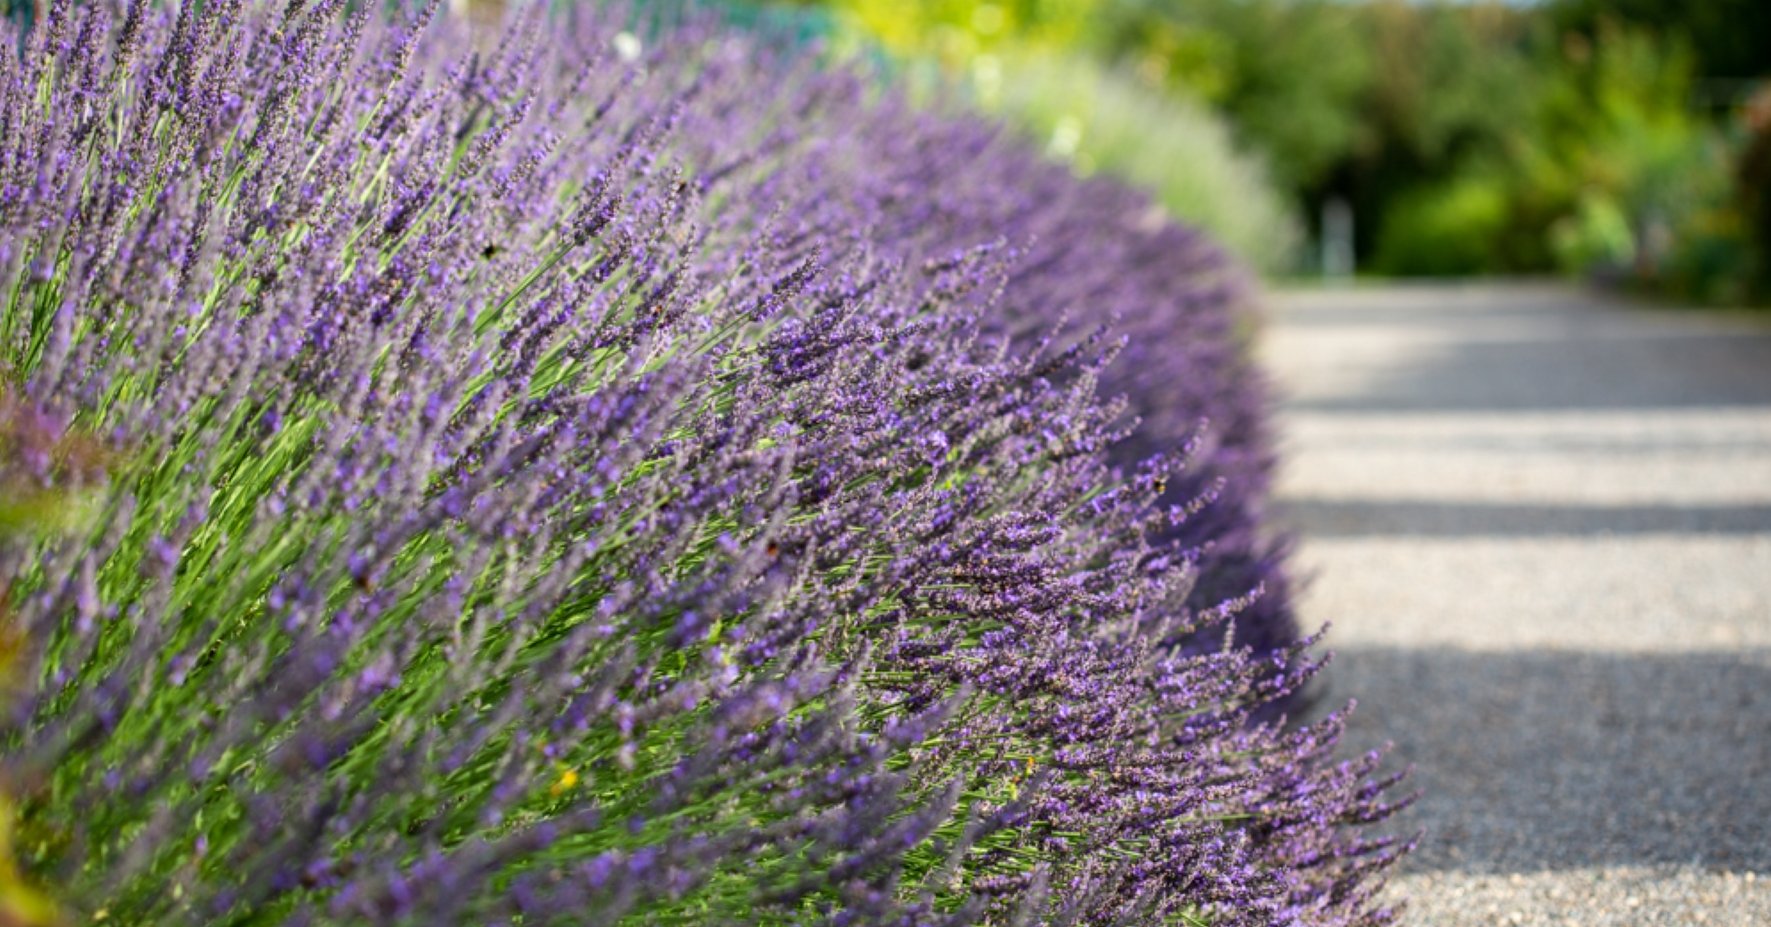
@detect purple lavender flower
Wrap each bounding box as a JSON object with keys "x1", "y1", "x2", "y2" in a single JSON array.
[{"x1": 0, "y1": 2, "x2": 1406, "y2": 925}]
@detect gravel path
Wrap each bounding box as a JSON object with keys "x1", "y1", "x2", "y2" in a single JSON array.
[{"x1": 1262, "y1": 283, "x2": 1771, "y2": 925}]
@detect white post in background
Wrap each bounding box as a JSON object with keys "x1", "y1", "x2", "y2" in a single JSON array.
[{"x1": 1321, "y1": 196, "x2": 1355, "y2": 281}]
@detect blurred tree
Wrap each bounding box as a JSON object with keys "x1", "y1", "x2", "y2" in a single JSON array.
[
  {"x1": 1737, "y1": 87, "x2": 1771, "y2": 295},
  {"x1": 1348, "y1": 1, "x2": 1541, "y2": 265},
  {"x1": 1095, "y1": 0, "x2": 1372, "y2": 194},
  {"x1": 1549, "y1": 0, "x2": 1771, "y2": 82},
  {"x1": 1358, "y1": 3, "x2": 1529, "y2": 167},
  {"x1": 1529, "y1": 23, "x2": 1721, "y2": 276}
]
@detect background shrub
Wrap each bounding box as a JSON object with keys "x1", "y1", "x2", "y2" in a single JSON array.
[
  {"x1": 764, "y1": 0, "x2": 1303, "y2": 275},
  {"x1": 784, "y1": 0, "x2": 1771, "y2": 302},
  {"x1": 1372, "y1": 177, "x2": 1511, "y2": 277},
  {"x1": 980, "y1": 50, "x2": 1302, "y2": 276}
]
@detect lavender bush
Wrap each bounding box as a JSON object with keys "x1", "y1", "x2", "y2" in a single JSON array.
[
  {"x1": 0, "y1": 2, "x2": 1405, "y2": 925},
  {"x1": 664, "y1": 4, "x2": 1296, "y2": 665}
]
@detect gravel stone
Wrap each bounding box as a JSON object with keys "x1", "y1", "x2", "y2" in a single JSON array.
[{"x1": 1262, "y1": 283, "x2": 1771, "y2": 924}]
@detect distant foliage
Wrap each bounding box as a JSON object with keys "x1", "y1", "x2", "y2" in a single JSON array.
[
  {"x1": 980, "y1": 50, "x2": 1302, "y2": 275},
  {"x1": 1092, "y1": 0, "x2": 1374, "y2": 199},
  {"x1": 776, "y1": 0, "x2": 1303, "y2": 275},
  {"x1": 1365, "y1": 16, "x2": 1748, "y2": 295},
  {"x1": 1371, "y1": 177, "x2": 1512, "y2": 280},
  {"x1": 1548, "y1": 0, "x2": 1771, "y2": 82},
  {"x1": 0, "y1": 2, "x2": 1404, "y2": 924}
]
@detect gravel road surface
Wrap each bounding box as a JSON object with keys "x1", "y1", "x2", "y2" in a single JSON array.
[{"x1": 1263, "y1": 283, "x2": 1771, "y2": 925}]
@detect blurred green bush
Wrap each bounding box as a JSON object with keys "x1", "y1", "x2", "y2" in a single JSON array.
[
  {"x1": 783, "y1": 0, "x2": 1303, "y2": 274},
  {"x1": 978, "y1": 49, "x2": 1301, "y2": 273},
  {"x1": 782, "y1": 0, "x2": 1770, "y2": 303},
  {"x1": 1373, "y1": 176, "x2": 1511, "y2": 277}
]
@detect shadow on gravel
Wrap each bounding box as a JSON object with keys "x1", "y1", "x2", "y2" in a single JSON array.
[
  {"x1": 1278, "y1": 288, "x2": 1771, "y2": 414},
  {"x1": 1292, "y1": 331, "x2": 1771, "y2": 413},
  {"x1": 1323, "y1": 647, "x2": 1771, "y2": 875},
  {"x1": 1281, "y1": 499, "x2": 1771, "y2": 538}
]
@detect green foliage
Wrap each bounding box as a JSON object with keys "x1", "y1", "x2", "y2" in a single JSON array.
[
  {"x1": 1357, "y1": 11, "x2": 1754, "y2": 297},
  {"x1": 1659, "y1": 205, "x2": 1760, "y2": 305},
  {"x1": 1372, "y1": 175, "x2": 1510, "y2": 277},
  {"x1": 779, "y1": 0, "x2": 1093, "y2": 63},
  {"x1": 1548, "y1": 0, "x2": 1771, "y2": 82},
  {"x1": 780, "y1": 0, "x2": 1303, "y2": 273},
  {"x1": 755, "y1": 0, "x2": 1771, "y2": 295},
  {"x1": 981, "y1": 49, "x2": 1301, "y2": 273},
  {"x1": 1548, "y1": 194, "x2": 1636, "y2": 274},
  {"x1": 1356, "y1": 2, "x2": 1538, "y2": 171},
  {"x1": 1737, "y1": 90, "x2": 1771, "y2": 298},
  {"x1": 1096, "y1": 0, "x2": 1373, "y2": 194}
]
